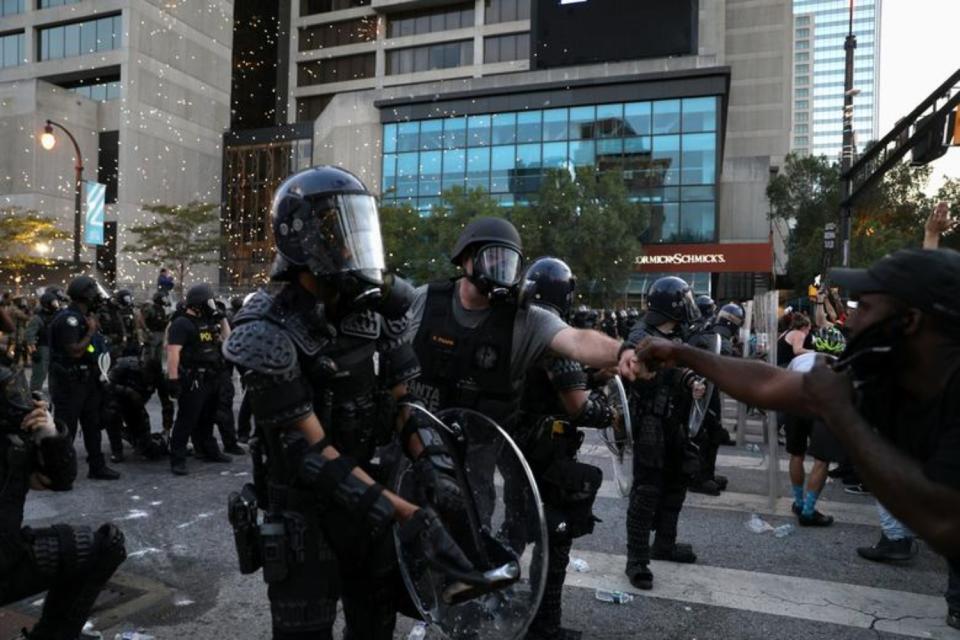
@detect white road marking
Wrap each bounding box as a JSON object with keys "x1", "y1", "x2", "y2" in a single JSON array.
[{"x1": 565, "y1": 549, "x2": 952, "y2": 638}]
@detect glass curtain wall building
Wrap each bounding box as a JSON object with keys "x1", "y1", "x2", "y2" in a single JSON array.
[
  {"x1": 381, "y1": 96, "x2": 720, "y2": 244},
  {"x1": 792, "y1": 0, "x2": 881, "y2": 159}
]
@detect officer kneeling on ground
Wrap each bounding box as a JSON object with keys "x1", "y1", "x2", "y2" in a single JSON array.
[
  {"x1": 166, "y1": 284, "x2": 233, "y2": 475},
  {"x1": 623, "y1": 248, "x2": 960, "y2": 629},
  {"x1": 0, "y1": 365, "x2": 126, "y2": 640}
]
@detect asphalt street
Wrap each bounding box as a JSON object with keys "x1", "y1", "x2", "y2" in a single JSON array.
[{"x1": 4, "y1": 391, "x2": 958, "y2": 640}]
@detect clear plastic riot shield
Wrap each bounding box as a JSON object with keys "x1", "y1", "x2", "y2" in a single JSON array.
[{"x1": 598, "y1": 375, "x2": 633, "y2": 497}]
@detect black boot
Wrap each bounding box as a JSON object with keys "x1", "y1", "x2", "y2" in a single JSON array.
[
  {"x1": 856, "y1": 535, "x2": 918, "y2": 562},
  {"x1": 688, "y1": 479, "x2": 721, "y2": 496},
  {"x1": 947, "y1": 608, "x2": 960, "y2": 631},
  {"x1": 714, "y1": 475, "x2": 728, "y2": 491},
  {"x1": 651, "y1": 542, "x2": 697, "y2": 564},
  {"x1": 625, "y1": 564, "x2": 653, "y2": 590},
  {"x1": 88, "y1": 464, "x2": 120, "y2": 480},
  {"x1": 170, "y1": 459, "x2": 188, "y2": 476}
]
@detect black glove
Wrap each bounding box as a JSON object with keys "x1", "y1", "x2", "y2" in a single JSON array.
[
  {"x1": 413, "y1": 456, "x2": 464, "y2": 515},
  {"x1": 166, "y1": 378, "x2": 181, "y2": 399},
  {"x1": 399, "y1": 508, "x2": 476, "y2": 582}
]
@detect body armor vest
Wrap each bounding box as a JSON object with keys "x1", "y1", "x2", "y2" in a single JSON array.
[
  {"x1": 412, "y1": 281, "x2": 517, "y2": 423},
  {"x1": 35, "y1": 310, "x2": 55, "y2": 347},
  {"x1": 49, "y1": 308, "x2": 97, "y2": 367},
  {"x1": 179, "y1": 315, "x2": 223, "y2": 370},
  {"x1": 143, "y1": 304, "x2": 168, "y2": 333}
]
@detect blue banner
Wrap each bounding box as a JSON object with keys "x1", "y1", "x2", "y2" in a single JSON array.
[{"x1": 84, "y1": 181, "x2": 105, "y2": 246}]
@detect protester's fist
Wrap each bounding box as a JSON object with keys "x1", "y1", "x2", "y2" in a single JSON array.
[
  {"x1": 925, "y1": 201, "x2": 957, "y2": 237},
  {"x1": 802, "y1": 356, "x2": 854, "y2": 420}
]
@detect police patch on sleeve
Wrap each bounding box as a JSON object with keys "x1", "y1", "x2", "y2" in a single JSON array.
[{"x1": 67, "y1": 316, "x2": 80, "y2": 327}]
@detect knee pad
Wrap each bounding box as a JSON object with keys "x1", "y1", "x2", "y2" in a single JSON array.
[
  {"x1": 94, "y1": 523, "x2": 127, "y2": 568},
  {"x1": 27, "y1": 525, "x2": 95, "y2": 578}
]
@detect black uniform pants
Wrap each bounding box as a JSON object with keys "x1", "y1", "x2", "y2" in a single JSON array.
[
  {"x1": 528, "y1": 530, "x2": 572, "y2": 638},
  {"x1": 696, "y1": 393, "x2": 724, "y2": 483},
  {"x1": 237, "y1": 391, "x2": 253, "y2": 442},
  {"x1": 102, "y1": 386, "x2": 154, "y2": 457},
  {"x1": 0, "y1": 524, "x2": 126, "y2": 640},
  {"x1": 170, "y1": 370, "x2": 222, "y2": 464},
  {"x1": 626, "y1": 413, "x2": 689, "y2": 571},
  {"x1": 214, "y1": 370, "x2": 239, "y2": 449},
  {"x1": 49, "y1": 366, "x2": 105, "y2": 469}
]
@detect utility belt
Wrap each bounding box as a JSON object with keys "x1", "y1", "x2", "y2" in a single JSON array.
[
  {"x1": 519, "y1": 416, "x2": 583, "y2": 471},
  {"x1": 227, "y1": 482, "x2": 314, "y2": 583},
  {"x1": 49, "y1": 361, "x2": 95, "y2": 381}
]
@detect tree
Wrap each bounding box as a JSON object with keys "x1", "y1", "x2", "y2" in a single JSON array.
[
  {"x1": 0, "y1": 207, "x2": 70, "y2": 291},
  {"x1": 124, "y1": 202, "x2": 222, "y2": 296}
]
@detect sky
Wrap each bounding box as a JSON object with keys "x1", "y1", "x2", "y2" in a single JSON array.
[{"x1": 878, "y1": 0, "x2": 960, "y2": 193}]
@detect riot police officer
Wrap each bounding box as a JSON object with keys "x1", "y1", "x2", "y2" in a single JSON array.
[
  {"x1": 25, "y1": 288, "x2": 66, "y2": 393},
  {"x1": 222, "y1": 166, "x2": 475, "y2": 640},
  {"x1": 516, "y1": 257, "x2": 611, "y2": 640},
  {"x1": 166, "y1": 283, "x2": 232, "y2": 475},
  {"x1": 687, "y1": 302, "x2": 744, "y2": 495},
  {"x1": 103, "y1": 354, "x2": 167, "y2": 460},
  {"x1": 0, "y1": 365, "x2": 127, "y2": 640},
  {"x1": 619, "y1": 276, "x2": 704, "y2": 590},
  {"x1": 142, "y1": 291, "x2": 174, "y2": 432},
  {"x1": 115, "y1": 289, "x2": 144, "y2": 357},
  {"x1": 48, "y1": 275, "x2": 120, "y2": 480},
  {"x1": 571, "y1": 305, "x2": 598, "y2": 330},
  {"x1": 100, "y1": 289, "x2": 141, "y2": 462}
]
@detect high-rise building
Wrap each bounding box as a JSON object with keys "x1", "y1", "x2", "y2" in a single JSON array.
[
  {"x1": 224, "y1": 0, "x2": 794, "y2": 300},
  {"x1": 0, "y1": 0, "x2": 234, "y2": 287},
  {"x1": 791, "y1": 0, "x2": 881, "y2": 159}
]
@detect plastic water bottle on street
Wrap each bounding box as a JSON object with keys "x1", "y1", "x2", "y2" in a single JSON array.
[
  {"x1": 407, "y1": 621, "x2": 427, "y2": 639},
  {"x1": 746, "y1": 513, "x2": 774, "y2": 534},
  {"x1": 773, "y1": 524, "x2": 795, "y2": 538},
  {"x1": 114, "y1": 632, "x2": 155, "y2": 640},
  {"x1": 594, "y1": 589, "x2": 634, "y2": 604},
  {"x1": 569, "y1": 557, "x2": 590, "y2": 572}
]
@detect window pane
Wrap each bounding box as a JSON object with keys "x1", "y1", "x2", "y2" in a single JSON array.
[
  {"x1": 442, "y1": 148, "x2": 466, "y2": 191},
  {"x1": 64, "y1": 24, "x2": 80, "y2": 57},
  {"x1": 569, "y1": 140, "x2": 595, "y2": 167},
  {"x1": 491, "y1": 113, "x2": 516, "y2": 145},
  {"x1": 443, "y1": 117, "x2": 466, "y2": 149},
  {"x1": 596, "y1": 103, "x2": 623, "y2": 138},
  {"x1": 624, "y1": 102, "x2": 651, "y2": 136},
  {"x1": 396, "y1": 152, "x2": 419, "y2": 198},
  {"x1": 81, "y1": 20, "x2": 97, "y2": 53},
  {"x1": 680, "y1": 201, "x2": 715, "y2": 242},
  {"x1": 652, "y1": 135, "x2": 680, "y2": 186},
  {"x1": 542, "y1": 141, "x2": 567, "y2": 168},
  {"x1": 542, "y1": 108, "x2": 567, "y2": 142},
  {"x1": 516, "y1": 111, "x2": 541, "y2": 143},
  {"x1": 484, "y1": 36, "x2": 499, "y2": 63},
  {"x1": 383, "y1": 123, "x2": 397, "y2": 153},
  {"x1": 467, "y1": 115, "x2": 490, "y2": 147},
  {"x1": 516, "y1": 143, "x2": 541, "y2": 192},
  {"x1": 50, "y1": 27, "x2": 64, "y2": 59},
  {"x1": 653, "y1": 100, "x2": 681, "y2": 134},
  {"x1": 466, "y1": 147, "x2": 490, "y2": 190},
  {"x1": 681, "y1": 132, "x2": 715, "y2": 185},
  {"x1": 3, "y1": 35, "x2": 17, "y2": 67},
  {"x1": 397, "y1": 121, "x2": 419, "y2": 152},
  {"x1": 682, "y1": 96, "x2": 716, "y2": 133},
  {"x1": 381, "y1": 153, "x2": 396, "y2": 195},
  {"x1": 420, "y1": 119, "x2": 443, "y2": 150},
  {"x1": 644, "y1": 202, "x2": 680, "y2": 243},
  {"x1": 97, "y1": 19, "x2": 111, "y2": 51},
  {"x1": 113, "y1": 16, "x2": 122, "y2": 48},
  {"x1": 596, "y1": 138, "x2": 622, "y2": 158},
  {"x1": 490, "y1": 145, "x2": 515, "y2": 193},
  {"x1": 419, "y1": 151, "x2": 442, "y2": 196},
  {"x1": 568, "y1": 105, "x2": 595, "y2": 140}
]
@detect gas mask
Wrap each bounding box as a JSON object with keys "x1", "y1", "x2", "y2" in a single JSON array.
[{"x1": 467, "y1": 245, "x2": 522, "y2": 304}]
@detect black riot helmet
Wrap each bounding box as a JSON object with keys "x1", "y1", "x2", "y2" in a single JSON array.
[
  {"x1": 39, "y1": 290, "x2": 61, "y2": 313},
  {"x1": 114, "y1": 288, "x2": 134, "y2": 308},
  {"x1": 152, "y1": 291, "x2": 169, "y2": 306},
  {"x1": 519, "y1": 257, "x2": 576, "y2": 317},
  {"x1": 185, "y1": 283, "x2": 217, "y2": 316},
  {"x1": 571, "y1": 305, "x2": 597, "y2": 329},
  {"x1": 230, "y1": 296, "x2": 244, "y2": 313},
  {"x1": 645, "y1": 276, "x2": 701, "y2": 327},
  {"x1": 270, "y1": 165, "x2": 386, "y2": 304},
  {"x1": 451, "y1": 217, "x2": 524, "y2": 296},
  {"x1": 696, "y1": 295, "x2": 716, "y2": 319},
  {"x1": 66, "y1": 275, "x2": 110, "y2": 310},
  {"x1": 716, "y1": 303, "x2": 746, "y2": 329}
]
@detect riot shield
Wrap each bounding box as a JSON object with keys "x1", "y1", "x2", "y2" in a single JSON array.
[
  {"x1": 687, "y1": 333, "x2": 722, "y2": 438},
  {"x1": 393, "y1": 406, "x2": 548, "y2": 640},
  {"x1": 598, "y1": 375, "x2": 633, "y2": 497}
]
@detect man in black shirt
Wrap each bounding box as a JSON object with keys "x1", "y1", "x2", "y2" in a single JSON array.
[
  {"x1": 166, "y1": 283, "x2": 232, "y2": 475},
  {"x1": 623, "y1": 248, "x2": 960, "y2": 629},
  {"x1": 48, "y1": 276, "x2": 120, "y2": 480}
]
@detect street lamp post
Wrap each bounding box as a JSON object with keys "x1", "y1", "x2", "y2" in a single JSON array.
[
  {"x1": 40, "y1": 120, "x2": 84, "y2": 268},
  {"x1": 838, "y1": 0, "x2": 857, "y2": 267}
]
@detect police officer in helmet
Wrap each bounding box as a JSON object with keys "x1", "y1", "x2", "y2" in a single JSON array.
[
  {"x1": 516, "y1": 257, "x2": 610, "y2": 640},
  {"x1": 25, "y1": 288, "x2": 66, "y2": 393},
  {"x1": 165, "y1": 283, "x2": 233, "y2": 475},
  {"x1": 48, "y1": 275, "x2": 120, "y2": 480},
  {"x1": 620, "y1": 276, "x2": 705, "y2": 590},
  {"x1": 223, "y1": 165, "x2": 476, "y2": 640},
  {"x1": 0, "y1": 366, "x2": 126, "y2": 640},
  {"x1": 142, "y1": 291, "x2": 174, "y2": 432}
]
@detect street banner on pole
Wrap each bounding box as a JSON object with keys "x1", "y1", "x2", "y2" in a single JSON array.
[{"x1": 84, "y1": 181, "x2": 105, "y2": 245}]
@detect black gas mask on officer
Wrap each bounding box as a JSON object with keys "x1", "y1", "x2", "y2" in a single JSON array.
[
  {"x1": 451, "y1": 216, "x2": 525, "y2": 304},
  {"x1": 185, "y1": 284, "x2": 219, "y2": 320}
]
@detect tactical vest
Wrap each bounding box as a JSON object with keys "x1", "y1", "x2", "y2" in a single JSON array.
[
  {"x1": 628, "y1": 321, "x2": 686, "y2": 420},
  {"x1": 143, "y1": 304, "x2": 168, "y2": 333},
  {"x1": 49, "y1": 307, "x2": 98, "y2": 367},
  {"x1": 34, "y1": 310, "x2": 55, "y2": 347},
  {"x1": 179, "y1": 315, "x2": 223, "y2": 370},
  {"x1": 99, "y1": 307, "x2": 125, "y2": 344},
  {"x1": 120, "y1": 309, "x2": 137, "y2": 341},
  {"x1": 411, "y1": 280, "x2": 517, "y2": 423}
]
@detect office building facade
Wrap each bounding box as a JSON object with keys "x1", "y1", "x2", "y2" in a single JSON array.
[
  {"x1": 0, "y1": 0, "x2": 233, "y2": 288},
  {"x1": 224, "y1": 0, "x2": 793, "y2": 300},
  {"x1": 791, "y1": 0, "x2": 881, "y2": 159}
]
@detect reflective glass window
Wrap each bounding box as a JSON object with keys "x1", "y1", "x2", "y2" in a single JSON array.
[
  {"x1": 491, "y1": 113, "x2": 516, "y2": 145},
  {"x1": 443, "y1": 117, "x2": 466, "y2": 149},
  {"x1": 652, "y1": 135, "x2": 680, "y2": 186},
  {"x1": 490, "y1": 145, "x2": 515, "y2": 193},
  {"x1": 467, "y1": 115, "x2": 491, "y2": 147},
  {"x1": 396, "y1": 152, "x2": 419, "y2": 198},
  {"x1": 653, "y1": 100, "x2": 681, "y2": 135},
  {"x1": 624, "y1": 102, "x2": 651, "y2": 136},
  {"x1": 467, "y1": 147, "x2": 491, "y2": 190},
  {"x1": 542, "y1": 141, "x2": 567, "y2": 168},
  {"x1": 569, "y1": 140, "x2": 595, "y2": 167},
  {"x1": 568, "y1": 106, "x2": 595, "y2": 140},
  {"x1": 681, "y1": 133, "x2": 715, "y2": 185},
  {"x1": 397, "y1": 121, "x2": 419, "y2": 152},
  {"x1": 515, "y1": 143, "x2": 541, "y2": 192},
  {"x1": 542, "y1": 108, "x2": 567, "y2": 142},
  {"x1": 680, "y1": 201, "x2": 715, "y2": 242},
  {"x1": 681, "y1": 97, "x2": 716, "y2": 133},
  {"x1": 419, "y1": 151, "x2": 442, "y2": 196},
  {"x1": 383, "y1": 123, "x2": 397, "y2": 153},
  {"x1": 596, "y1": 138, "x2": 622, "y2": 159},
  {"x1": 420, "y1": 120, "x2": 443, "y2": 151},
  {"x1": 442, "y1": 149, "x2": 466, "y2": 191},
  {"x1": 381, "y1": 154, "x2": 397, "y2": 194},
  {"x1": 596, "y1": 104, "x2": 623, "y2": 138},
  {"x1": 516, "y1": 111, "x2": 541, "y2": 143}
]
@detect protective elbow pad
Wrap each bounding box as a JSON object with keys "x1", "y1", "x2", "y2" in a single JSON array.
[
  {"x1": 574, "y1": 391, "x2": 613, "y2": 429},
  {"x1": 298, "y1": 448, "x2": 395, "y2": 533}
]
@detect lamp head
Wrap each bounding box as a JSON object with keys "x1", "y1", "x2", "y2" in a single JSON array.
[{"x1": 40, "y1": 123, "x2": 56, "y2": 151}]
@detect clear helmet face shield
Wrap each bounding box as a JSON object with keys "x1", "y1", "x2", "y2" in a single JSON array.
[
  {"x1": 678, "y1": 289, "x2": 702, "y2": 324},
  {"x1": 298, "y1": 193, "x2": 386, "y2": 286},
  {"x1": 473, "y1": 245, "x2": 522, "y2": 289}
]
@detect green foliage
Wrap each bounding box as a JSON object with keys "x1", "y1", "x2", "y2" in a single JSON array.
[
  {"x1": 124, "y1": 202, "x2": 221, "y2": 294},
  {"x1": 768, "y1": 153, "x2": 941, "y2": 293},
  {"x1": 381, "y1": 167, "x2": 648, "y2": 306},
  {"x1": 0, "y1": 207, "x2": 70, "y2": 282}
]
